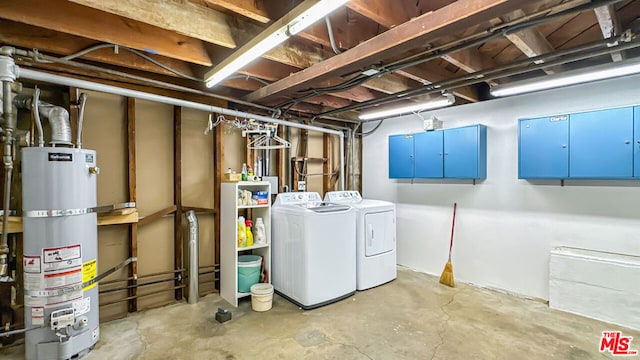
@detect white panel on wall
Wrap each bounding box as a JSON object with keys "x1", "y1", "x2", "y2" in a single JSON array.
[{"x1": 363, "y1": 73, "x2": 640, "y2": 300}]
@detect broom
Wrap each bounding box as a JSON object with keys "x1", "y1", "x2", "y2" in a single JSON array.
[{"x1": 439, "y1": 202, "x2": 457, "y2": 287}]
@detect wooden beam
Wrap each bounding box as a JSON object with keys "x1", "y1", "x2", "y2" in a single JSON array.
[
  {"x1": 362, "y1": 73, "x2": 419, "y2": 95},
  {"x1": 346, "y1": 0, "x2": 413, "y2": 29},
  {"x1": 138, "y1": 205, "x2": 178, "y2": 227},
  {"x1": 323, "y1": 134, "x2": 331, "y2": 195},
  {"x1": 394, "y1": 65, "x2": 479, "y2": 102},
  {"x1": 245, "y1": 0, "x2": 524, "y2": 102},
  {"x1": 182, "y1": 207, "x2": 217, "y2": 215},
  {"x1": 441, "y1": 48, "x2": 501, "y2": 86},
  {"x1": 68, "y1": 0, "x2": 236, "y2": 49},
  {"x1": 0, "y1": 0, "x2": 212, "y2": 66},
  {"x1": 97, "y1": 212, "x2": 139, "y2": 226},
  {"x1": 342, "y1": 2, "x2": 500, "y2": 89},
  {"x1": 213, "y1": 116, "x2": 223, "y2": 291},
  {"x1": 0, "y1": 20, "x2": 197, "y2": 79},
  {"x1": 126, "y1": 97, "x2": 138, "y2": 313},
  {"x1": 173, "y1": 106, "x2": 184, "y2": 301},
  {"x1": 203, "y1": 0, "x2": 270, "y2": 23},
  {"x1": 502, "y1": 10, "x2": 564, "y2": 74},
  {"x1": 594, "y1": 4, "x2": 623, "y2": 62}
]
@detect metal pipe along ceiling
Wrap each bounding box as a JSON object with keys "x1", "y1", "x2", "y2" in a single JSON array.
[{"x1": 19, "y1": 68, "x2": 346, "y2": 190}]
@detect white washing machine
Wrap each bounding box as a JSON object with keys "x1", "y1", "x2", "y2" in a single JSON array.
[
  {"x1": 324, "y1": 191, "x2": 396, "y2": 290},
  {"x1": 271, "y1": 192, "x2": 356, "y2": 309}
]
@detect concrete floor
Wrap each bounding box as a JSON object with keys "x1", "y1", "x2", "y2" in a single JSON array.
[{"x1": 2, "y1": 267, "x2": 638, "y2": 359}]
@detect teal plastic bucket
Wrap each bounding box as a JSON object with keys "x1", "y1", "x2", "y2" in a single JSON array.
[{"x1": 238, "y1": 255, "x2": 262, "y2": 293}]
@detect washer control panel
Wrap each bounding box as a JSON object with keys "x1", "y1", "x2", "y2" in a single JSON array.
[{"x1": 275, "y1": 192, "x2": 322, "y2": 204}]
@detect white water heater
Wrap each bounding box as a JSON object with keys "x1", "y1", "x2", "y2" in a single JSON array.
[{"x1": 21, "y1": 147, "x2": 99, "y2": 360}]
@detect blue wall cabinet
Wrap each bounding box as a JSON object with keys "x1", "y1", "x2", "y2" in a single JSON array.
[
  {"x1": 570, "y1": 107, "x2": 634, "y2": 178},
  {"x1": 635, "y1": 107, "x2": 640, "y2": 178},
  {"x1": 414, "y1": 131, "x2": 443, "y2": 178},
  {"x1": 389, "y1": 125, "x2": 487, "y2": 180},
  {"x1": 444, "y1": 125, "x2": 487, "y2": 179},
  {"x1": 388, "y1": 134, "x2": 414, "y2": 178},
  {"x1": 518, "y1": 115, "x2": 569, "y2": 179}
]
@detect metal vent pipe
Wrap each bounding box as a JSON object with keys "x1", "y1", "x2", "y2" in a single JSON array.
[
  {"x1": 185, "y1": 210, "x2": 199, "y2": 304},
  {"x1": 14, "y1": 95, "x2": 72, "y2": 146}
]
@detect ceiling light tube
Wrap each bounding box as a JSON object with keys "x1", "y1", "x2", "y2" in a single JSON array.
[
  {"x1": 490, "y1": 58, "x2": 640, "y2": 97},
  {"x1": 204, "y1": 0, "x2": 349, "y2": 88},
  {"x1": 358, "y1": 94, "x2": 455, "y2": 121}
]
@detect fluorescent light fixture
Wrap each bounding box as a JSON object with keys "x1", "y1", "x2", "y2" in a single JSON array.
[
  {"x1": 286, "y1": 0, "x2": 349, "y2": 35},
  {"x1": 204, "y1": 0, "x2": 349, "y2": 88},
  {"x1": 358, "y1": 94, "x2": 455, "y2": 121},
  {"x1": 490, "y1": 58, "x2": 640, "y2": 97},
  {"x1": 205, "y1": 30, "x2": 288, "y2": 88}
]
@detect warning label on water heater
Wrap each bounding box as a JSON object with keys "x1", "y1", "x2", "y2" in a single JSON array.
[
  {"x1": 82, "y1": 259, "x2": 97, "y2": 291},
  {"x1": 24, "y1": 244, "x2": 85, "y2": 308},
  {"x1": 44, "y1": 245, "x2": 81, "y2": 265}
]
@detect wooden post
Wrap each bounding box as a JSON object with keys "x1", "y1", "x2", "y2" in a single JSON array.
[
  {"x1": 126, "y1": 97, "x2": 138, "y2": 313},
  {"x1": 213, "y1": 116, "x2": 223, "y2": 291},
  {"x1": 173, "y1": 106, "x2": 183, "y2": 301},
  {"x1": 323, "y1": 133, "x2": 331, "y2": 195}
]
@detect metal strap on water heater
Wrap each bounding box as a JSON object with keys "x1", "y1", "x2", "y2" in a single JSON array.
[
  {"x1": 24, "y1": 256, "x2": 137, "y2": 297},
  {"x1": 23, "y1": 202, "x2": 136, "y2": 218}
]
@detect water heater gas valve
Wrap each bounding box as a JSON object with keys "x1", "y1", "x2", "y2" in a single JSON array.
[{"x1": 50, "y1": 308, "x2": 75, "y2": 330}]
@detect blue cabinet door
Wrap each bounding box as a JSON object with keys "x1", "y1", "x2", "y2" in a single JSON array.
[
  {"x1": 570, "y1": 107, "x2": 634, "y2": 178},
  {"x1": 444, "y1": 125, "x2": 487, "y2": 179},
  {"x1": 519, "y1": 116, "x2": 569, "y2": 179},
  {"x1": 388, "y1": 134, "x2": 414, "y2": 178},
  {"x1": 635, "y1": 107, "x2": 640, "y2": 178},
  {"x1": 414, "y1": 131, "x2": 443, "y2": 178}
]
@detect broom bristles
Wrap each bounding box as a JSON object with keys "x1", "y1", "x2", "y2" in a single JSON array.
[{"x1": 439, "y1": 260, "x2": 454, "y2": 287}]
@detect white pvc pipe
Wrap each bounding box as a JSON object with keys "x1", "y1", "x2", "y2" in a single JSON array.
[{"x1": 19, "y1": 68, "x2": 346, "y2": 190}]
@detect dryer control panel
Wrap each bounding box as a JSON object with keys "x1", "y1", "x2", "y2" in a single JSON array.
[{"x1": 324, "y1": 191, "x2": 362, "y2": 203}]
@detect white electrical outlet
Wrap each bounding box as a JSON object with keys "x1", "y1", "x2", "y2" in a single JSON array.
[{"x1": 297, "y1": 181, "x2": 306, "y2": 191}]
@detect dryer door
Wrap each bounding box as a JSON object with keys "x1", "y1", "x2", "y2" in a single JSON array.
[{"x1": 364, "y1": 210, "x2": 395, "y2": 257}]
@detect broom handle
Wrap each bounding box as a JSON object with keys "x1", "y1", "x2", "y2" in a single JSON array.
[{"x1": 448, "y1": 203, "x2": 457, "y2": 260}]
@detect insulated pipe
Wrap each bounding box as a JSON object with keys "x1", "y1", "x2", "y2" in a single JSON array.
[
  {"x1": 19, "y1": 69, "x2": 347, "y2": 190},
  {"x1": 185, "y1": 210, "x2": 199, "y2": 304}
]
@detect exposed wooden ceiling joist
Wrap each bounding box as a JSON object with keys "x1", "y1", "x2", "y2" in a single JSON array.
[
  {"x1": 346, "y1": 0, "x2": 414, "y2": 29},
  {"x1": 348, "y1": 0, "x2": 500, "y2": 88},
  {"x1": 0, "y1": 0, "x2": 213, "y2": 66},
  {"x1": 202, "y1": 0, "x2": 271, "y2": 23},
  {"x1": 594, "y1": 4, "x2": 624, "y2": 62},
  {"x1": 0, "y1": 20, "x2": 197, "y2": 79},
  {"x1": 68, "y1": 0, "x2": 236, "y2": 49},
  {"x1": 244, "y1": 0, "x2": 527, "y2": 103},
  {"x1": 442, "y1": 48, "x2": 501, "y2": 86},
  {"x1": 503, "y1": 10, "x2": 565, "y2": 74},
  {"x1": 394, "y1": 66, "x2": 479, "y2": 103}
]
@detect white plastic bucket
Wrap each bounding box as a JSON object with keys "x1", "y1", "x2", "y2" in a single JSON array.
[{"x1": 250, "y1": 283, "x2": 274, "y2": 312}]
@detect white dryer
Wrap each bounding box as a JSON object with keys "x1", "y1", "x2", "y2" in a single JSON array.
[
  {"x1": 271, "y1": 192, "x2": 356, "y2": 309},
  {"x1": 324, "y1": 191, "x2": 396, "y2": 290}
]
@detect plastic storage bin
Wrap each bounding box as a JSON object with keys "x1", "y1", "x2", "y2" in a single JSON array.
[{"x1": 238, "y1": 255, "x2": 262, "y2": 293}]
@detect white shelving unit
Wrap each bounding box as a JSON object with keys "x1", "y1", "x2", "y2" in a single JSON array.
[{"x1": 220, "y1": 181, "x2": 271, "y2": 306}]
